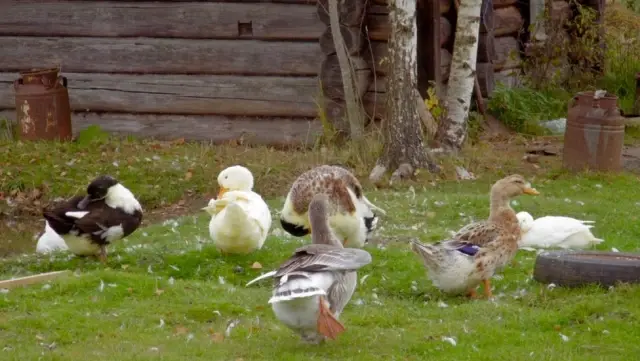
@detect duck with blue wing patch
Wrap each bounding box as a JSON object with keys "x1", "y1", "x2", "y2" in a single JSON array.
[
  {"x1": 247, "y1": 194, "x2": 372, "y2": 344},
  {"x1": 410, "y1": 175, "x2": 540, "y2": 299},
  {"x1": 42, "y1": 175, "x2": 143, "y2": 263}
]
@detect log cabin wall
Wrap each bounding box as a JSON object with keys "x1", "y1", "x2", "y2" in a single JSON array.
[{"x1": 0, "y1": 0, "x2": 334, "y2": 147}]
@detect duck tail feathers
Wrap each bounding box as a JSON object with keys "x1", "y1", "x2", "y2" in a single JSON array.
[
  {"x1": 268, "y1": 276, "x2": 327, "y2": 303},
  {"x1": 246, "y1": 270, "x2": 277, "y2": 287}
]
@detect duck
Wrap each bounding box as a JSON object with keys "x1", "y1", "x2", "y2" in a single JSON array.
[
  {"x1": 246, "y1": 194, "x2": 372, "y2": 343},
  {"x1": 202, "y1": 165, "x2": 272, "y2": 254},
  {"x1": 410, "y1": 174, "x2": 539, "y2": 299},
  {"x1": 516, "y1": 211, "x2": 604, "y2": 250},
  {"x1": 35, "y1": 220, "x2": 69, "y2": 254},
  {"x1": 280, "y1": 165, "x2": 386, "y2": 248},
  {"x1": 42, "y1": 175, "x2": 143, "y2": 263}
]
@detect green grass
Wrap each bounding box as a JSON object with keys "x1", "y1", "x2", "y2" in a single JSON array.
[
  {"x1": 2, "y1": 173, "x2": 640, "y2": 360},
  {"x1": 487, "y1": 86, "x2": 571, "y2": 134}
]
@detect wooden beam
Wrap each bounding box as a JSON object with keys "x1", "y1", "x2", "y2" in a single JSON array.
[
  {"x1": 423, "y1": 0, "x2": 442, "y2": 96},
  {"x1": 0, "y1": 110, "x2": 322, "y2": 147},
  {"x1": 0, "y1": 73, "x2": 320, "y2": 117},
  {"x1": 0, "y1": 37, "x2": 322, "y2": 76},
  {"x1": 0, "y1": 270, "x2": 71, "y2": 290},
  {"x1": 0, "y1": 2, "x2": 324, "y2": 40}
]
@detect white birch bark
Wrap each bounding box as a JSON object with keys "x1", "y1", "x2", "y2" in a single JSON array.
[
  {"x1": 369, "y1": 0, "x2": 437, "y2": 184},
  {"x1": 436, "y1": 0, "x2": 482, "y2": 153}
]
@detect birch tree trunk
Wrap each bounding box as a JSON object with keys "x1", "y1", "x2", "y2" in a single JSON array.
[
  {"x1": 435, "y1": 0, "x2": 482, "y2": 153},
  {"x1": 369, "y1": 0, "x2": 438, "y2": 184},
  {"x1": 328, "y1": 0, "x2": 365, "y2": 140}
]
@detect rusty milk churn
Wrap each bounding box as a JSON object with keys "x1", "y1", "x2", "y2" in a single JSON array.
[
  {"x1": 563, "y1": 91, "x2": 625, "y2": 172},
  {"x1": 13, "y1": 67, "x2": 72, "y2": 141}
]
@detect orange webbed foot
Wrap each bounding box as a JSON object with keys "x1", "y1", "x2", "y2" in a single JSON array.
[{"x1": 316, "y1": 297, "x2": 346, "y2": 340}]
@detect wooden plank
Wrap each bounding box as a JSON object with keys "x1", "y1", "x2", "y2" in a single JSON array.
[
  {"x1": 478, "y1": 31, "x2": 497, "y2": 62},
  {"x1": 0, "y1": 270, "x2": 71, "y2": 290},
  {"x1": 494, "y1": 68, "x2": 522, "y2": 89},
  {"x1": 0, "y1": 37, "x2": 322, "y2": 76},
  {"x1": 0, "y1": 73, "x2": 319, "y2": 117},
  {"x1": 0, "y1": 2, "x2": 324, "y2": 40},
  {"x1": 0, "y1": 110, "x2": 322, "y2": 147}
]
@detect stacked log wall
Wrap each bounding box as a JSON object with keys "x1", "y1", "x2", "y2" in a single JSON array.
[{"x1": 0, "y1": 0, "x2": 341, "y2": 146}]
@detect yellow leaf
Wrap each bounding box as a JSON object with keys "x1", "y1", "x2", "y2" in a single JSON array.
[{"x1": 251, "y1": 262, "x2": 263, "y2": 269}]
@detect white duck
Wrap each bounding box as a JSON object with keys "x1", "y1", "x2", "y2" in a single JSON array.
[
  {"x1": 202, "y1": 165, "x2": 272, "y2": 254},
  {"x1": 280, "y1": 165, "x2": 386, "y2": 248},
  {"x1": 246, "y1": 194, "x2": 372, "y2": 343},
  {"x1": 516, "y1": 211, "x2": 604, "y2": 250},
  {"x1": 35, "y1": 220, "x2": 69, "y2": 254}
]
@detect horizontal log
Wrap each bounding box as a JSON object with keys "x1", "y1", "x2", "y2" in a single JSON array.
[
  {"x1": 368, "y1": 14, "x2": 452, "y2": 46},
  {"x1": 494, "y1": 6, "x2": 525, "y2": 36},
  {"x1": 493, "y1": 36, "x2": 522, "y2": 71},
  {"x1": 319, "y1": 54, "x2": 371, "y2": 101},
  {"x1": 0, "y1": 37, "x2": 322, "y2": 76},
  {"x1": 0, "y1": 73, "x2": 319, "y2": 117},
  {"x1": 364, "y1": 41, "x2": 389, "y2": 75},
  {"x1": 320, "y1": 25, "x2": 364, "y2": 55},
  {"x1": 369, "y1": 0, "x2": 451, "y2": 14},
  {"x1": 0, "y1": 110, "x2": 322, "y2": 147},
  {"x1": 0, "y1": 2, "x2": 324, "y2": 40},
  {"x1": 317, "y1": 0, "x2": 366, "y2": 26},
  {"x1": 492, "y1": 0, "x2": 519, "y2": 8}
]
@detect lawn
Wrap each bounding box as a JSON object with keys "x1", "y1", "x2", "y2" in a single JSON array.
[{"x1": 2, "y1": 169, "x2": 640, "y2": 360}]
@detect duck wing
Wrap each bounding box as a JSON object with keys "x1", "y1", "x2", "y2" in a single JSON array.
[
  {"x1": 275, "y1": 244, "x2": 372, "y2": 277},
  {"x1": 66, "y1": 207, "x2": 142, "y2": 245},
  {"x1": 43, "y1": 195, "x2": 87, "y2": 235},
  {"x1": 452, "y1": 221, "x2": 502, "y2": 247}
]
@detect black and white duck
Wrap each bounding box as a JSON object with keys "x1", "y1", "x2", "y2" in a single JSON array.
[{"x1": 42, "y1": 175, "x2": 143, "y2": 263}]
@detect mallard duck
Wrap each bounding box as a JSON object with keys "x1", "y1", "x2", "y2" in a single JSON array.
[
  {"x1": 280, "y1": 165, "x2": 385, "y2": 248},
  {"x1": 410, "y1": 174, "x2": 539, "y2": 298},
  {"x1": 35, "y1": 220, "x2": 69, "y2": 254},
  {"x1": 43, "y1": 175, "x2": 143, "y2": 263},
  {"x1": 516, "y1": 211, "x2": 604, "y2": 250},
  {"x1": 202, "y1": 165, "x2": 272, "y2": 254},
  {"x1": 246, "y1": 194, "x2": 372, "y2": 343}
]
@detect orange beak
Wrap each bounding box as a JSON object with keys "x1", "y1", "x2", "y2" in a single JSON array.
[
  {"x1": 523, "y1": 184, "x2": 540, "y2": 195},
  {"x1": 217, "y1": 187, "x2": 228, "y2": 199}
]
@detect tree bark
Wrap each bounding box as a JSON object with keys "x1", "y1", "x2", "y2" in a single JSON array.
[
  {"x1": 369, "y1": 0, "x2": 438, "y2": 184},
  {"x1": 435, "y1": 0, "x2": 482, "y2": 153},
  {"x1": 328, "y1": 0, "x2": 365, "y2": 140}
]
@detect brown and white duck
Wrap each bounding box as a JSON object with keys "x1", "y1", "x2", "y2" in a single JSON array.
[
  {"x1": 410, "y1": 174, "x2": 539, "y2": 299},
  {"x1": 42, "y1": 175, "x2": 143, "y2": 263},
  {"x1": 247, "y1": 194, "x2": 372, "y2": 343},
  {"x1": 280, "y1": 165, "x2": 385, "y2": 248}
]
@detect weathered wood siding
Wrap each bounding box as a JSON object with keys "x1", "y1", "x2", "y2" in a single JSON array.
[{"x1": 0, "y1": 0, "x2": 342, "y2": 146}]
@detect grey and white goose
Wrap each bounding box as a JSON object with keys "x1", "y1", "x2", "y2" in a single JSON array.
[
  {"x1": 42, "y1": 175, "x2": 143, "y2": 263},
  {"x1": 247, "y1": 194, "x2": 372, "y2": 343}
]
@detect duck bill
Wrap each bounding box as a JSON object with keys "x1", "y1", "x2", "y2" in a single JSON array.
[
  {"x1": 523, "y1": 185, "x2": 540, "y2": 195},
  {"x1": 217, "y1": 187, "x2": 228, "y2": 199},
  {"x1": 77, "y1": 195, "x2": 91, "y2": 209}
]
